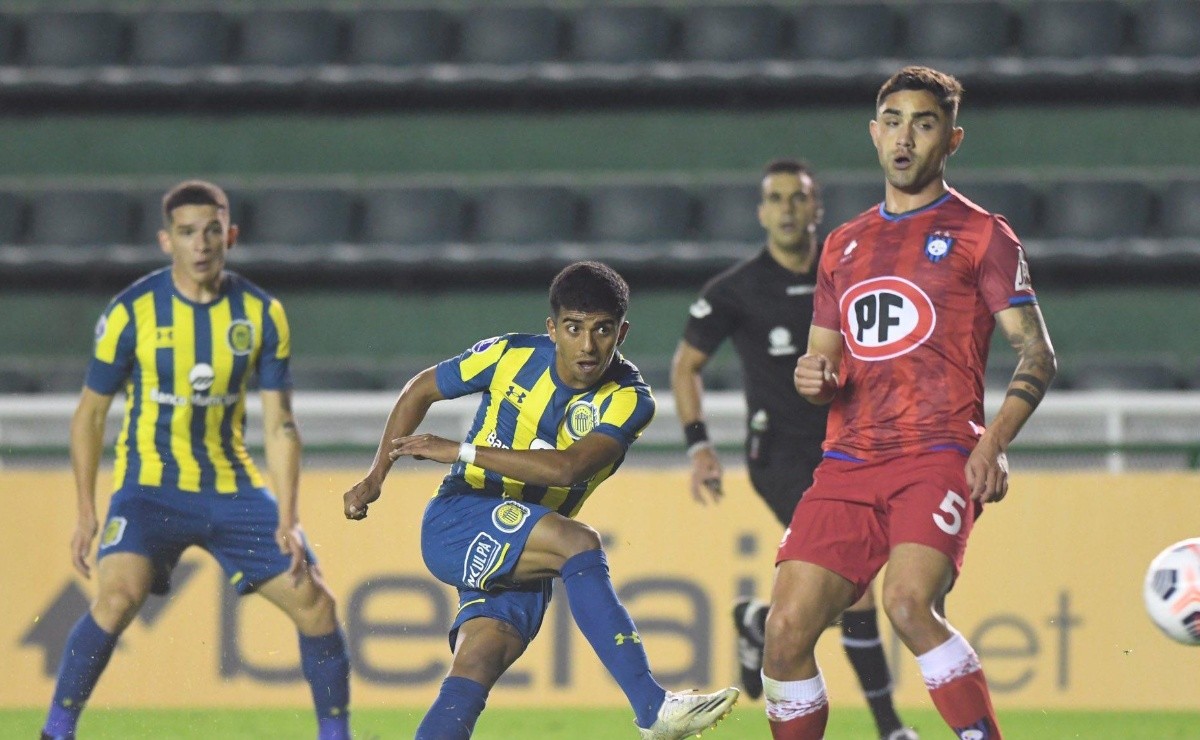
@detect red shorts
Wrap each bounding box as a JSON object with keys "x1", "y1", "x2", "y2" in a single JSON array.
[{"x1": 776, "y1": 450, "x2": 982, "y2": 600}]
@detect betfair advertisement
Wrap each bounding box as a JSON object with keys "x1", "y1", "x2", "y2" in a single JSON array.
[{"x1": 2, "y1": 469, "x2": 1198, "y2": 710}]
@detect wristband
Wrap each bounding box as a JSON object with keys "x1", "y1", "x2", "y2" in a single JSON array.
[
  {"x1": 683, "y1": 420, "x2": 710, "y2": 447},
  {"x1": 457, "y1": 442, "x2": 477, "y2": 465}
]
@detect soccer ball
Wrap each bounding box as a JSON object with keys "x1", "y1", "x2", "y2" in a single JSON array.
[{"x1": 1143, "y1": 538, "x2": 1200, "y2": 645}]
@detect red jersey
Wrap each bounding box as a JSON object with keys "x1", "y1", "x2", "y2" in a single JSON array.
[{"x1": 812, "y1": 187, "x2": 1037, "y2": 459}]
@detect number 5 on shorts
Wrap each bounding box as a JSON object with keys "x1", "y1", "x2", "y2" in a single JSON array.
[{"x1": 932, "y1": 490, "x2": 967, "y2": 535}]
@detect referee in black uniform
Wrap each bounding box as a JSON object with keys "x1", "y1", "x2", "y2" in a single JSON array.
[{"x1": 670, "y1": 159, "x2": 915, "y2": 740}]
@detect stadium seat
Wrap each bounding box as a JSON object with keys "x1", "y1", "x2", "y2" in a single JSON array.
[
  {"x1": 1135, "y1": 0, "x2": 1200, "y2": 56},
  {"x1": 570, "y1": 6, "x2": 672, "y2": 63},
  {"x1": 1158, "y1": 180, "x2": 1200, "y2": 238},
  {"x1": 26, "y1": 191, "x2": 134, "y2": 246},
  {"x1": 130, "y1": 11, "x2": 231, "y2": 67},
  {"x1": 1041, "y1": 181, "x2": 1152, "y2": 239},
  {"x1": 459, "y1": 7, "x2": 561, "y2": 64},
  {"x1": 902, "y1": 1, "x2": 1012, "y2": 60},
  {"x1": 237, "y1": 10, "x2": 341, "y2": 66},
  {"x1": 348, "y1": 9, "x2": 453, "y2": 65},
  {"x1": 289, "y1": 361, "x2": 385, "y2": 391},
  {"x1": 360, "y1": 187, "x2": 466, "y2": 244},
  {"x1": 1019, "y1": 1, "x2": 1126, "y2": 58},
  {"x1": 242, "y1": 189, "x2": 356, "y2": 245},
  {"x1": 0, "y1": 191, "x2": 24, "y2": 244},
  {"x1": 821, "y1": 181, "x2": 883, "y2": 234},
  {"x1": 472, "y1": 186, "x2": 577, "y2": 243},
  {"x1": 984, "y1": 358, "x2": 1018, "y2": 391},
  {"x1": 132, "y1": 188, "x2": 253, "y2": 247},
  {"x1": 583, "y1": 185, "x2": 692, "y2": 243},
  {"x1": 1068, "y1": 357, "x2": 1181, "y2": 391},
  {"x1": 697, "y1": 184, "x2": 763, "y2": 242},
  {"x1": 952, "y1": 180, "x2": 1040, "y2": 237},
  {"x1": 0, "y1": 368, "x2": 40, "y2": 394},
  {"x1": 792, "y1": 3, "x2": 899, "y2": 61},
  {"x1": 22, "y1": 11, "x2": 125, "y2": 67},
  {"x1": 680, "y1": 5, "x2": 787, "y2": 62},
  {"x1": 0, "y1": 14, "x2": 18, "y2": 64},
  {"x1": 38, "y1": 362, "x2": 89, "y2": 393}
]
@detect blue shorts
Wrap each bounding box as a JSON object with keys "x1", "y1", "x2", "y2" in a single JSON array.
[
  {"x1": 420, "y1": 493, "x2": 554, "y2": 649},
  {"x1": 97, "y1": 486, "x2": 314, "y2": 596}
]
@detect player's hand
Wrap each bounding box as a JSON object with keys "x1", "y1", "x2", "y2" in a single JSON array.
[
  {"x1": 70, "y1": 515, "x2": 98, "y2": 579},
  {"x1": 965, "y1": 436, "x2": 1009, "y2": 503},
  {"x1": 389, "y1": 433, "x2": 459, "y2": 464},
  {"x1": 275, "y1": 521, "x2": 307, "y2": 587},
  {"x1": 344, "y1": 478, "x2": 383, "y2": 520},
  {"x1": 688, "y1": 445, "x2": 724, "y2": 505},
  {"x1": 794, "y1": 353, "x2": 839, "y2": 403}
]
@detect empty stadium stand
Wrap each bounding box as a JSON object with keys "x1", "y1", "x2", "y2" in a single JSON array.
[
  {"x1": 0, "y1": 2, "x2": 1198, "y2": 108},
  {"x1": 2, "y1": 171, "x2": 1199, "y2": 286}
]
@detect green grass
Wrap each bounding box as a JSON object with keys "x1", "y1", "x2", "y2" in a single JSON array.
[{"x1": 7, "y1": 707, "x2": 1200, "y2": 739}]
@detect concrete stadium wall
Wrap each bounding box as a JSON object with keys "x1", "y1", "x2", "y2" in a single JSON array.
[{"x1": 2, "y1": 106, "x2": 1198, "y2": 178}]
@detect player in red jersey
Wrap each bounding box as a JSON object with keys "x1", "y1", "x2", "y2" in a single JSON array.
[{"x1": 760, "y1": 66, "x2": 1057, "y2": 740}]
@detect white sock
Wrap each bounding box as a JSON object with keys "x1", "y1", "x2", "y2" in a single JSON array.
[
  {"x1": 915, "y1": 628, "x2": 982, "y2": 690},
  {"x1": 762, "y1": 670, "x2": 827, "y2": 722}
]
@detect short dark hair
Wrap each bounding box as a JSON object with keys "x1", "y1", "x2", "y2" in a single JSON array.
[
  {"x1": 762, "y1": 157, "x2": 821, "y2": 203},
  {"x1": 161, "y1": 180, "x2": 230, "y2": 226},
  {"x1": 549, "y1": 261, "x2": 629, "y2": 320},
  {"x1": 876, "y1": 65, "x2": 964, "y2": 122}
]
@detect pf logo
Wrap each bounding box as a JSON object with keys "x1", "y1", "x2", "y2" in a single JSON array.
[{"x1": 840, "y1": 276, "x2": 936, "y2": 361}]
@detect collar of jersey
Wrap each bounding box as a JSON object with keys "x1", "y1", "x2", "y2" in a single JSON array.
[{"x1": 878, "y1": 190, "x2": 952, "y2": 222}]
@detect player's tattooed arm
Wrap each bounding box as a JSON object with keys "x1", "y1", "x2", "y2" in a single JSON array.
[
  {"x1": 277, "y1": 391, "x2": 301, "y2": 440},
  {"x1": 996, "y1": 303, "x2": 1057, "y2": 410}
]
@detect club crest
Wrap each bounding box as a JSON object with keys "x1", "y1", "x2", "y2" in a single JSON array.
[{"x1": 924, "y1": 232, "x2": 954, "y2": 263}]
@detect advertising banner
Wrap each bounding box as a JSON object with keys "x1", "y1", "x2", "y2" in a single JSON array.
[{"x1": 3, "y1": 468, "x2": 1198, "y2": 710}]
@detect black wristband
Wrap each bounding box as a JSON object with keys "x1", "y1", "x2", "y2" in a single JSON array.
[{"x1": 683, "y1": 421, "x2": 710, "y2": 447}]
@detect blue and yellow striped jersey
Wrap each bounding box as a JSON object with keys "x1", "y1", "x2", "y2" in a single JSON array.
[
  {"x1": 434, "y1": 333, "x2": 655, "y2": 518},
  {"x1": 85, "y1": 267, "x2": 292, "y2": 495}
]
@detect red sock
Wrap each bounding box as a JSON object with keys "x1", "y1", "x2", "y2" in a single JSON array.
[
  {"x1": 928, "y1": 670, "x2": 1001, "y2": 739},
  {"x1": 768, "y1": 704, "x2": 828, "y2": 740},
  {"x1": 764, "y1": 672, "x2": 829, "y2": 740},
  {"x1": 917, "y1": 631, "x2": 1002, "y2": 739}
]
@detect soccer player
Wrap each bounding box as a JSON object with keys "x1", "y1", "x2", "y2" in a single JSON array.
[
  {"x1": 342, "y1": 261, "x2": 739, "y2": 740},
  {"x1": 40, "y1": 181, "x2": 351, "y2": 740},
  {"x1": 761, "y1": 66, "x2": 1057, "y2": 740},
  {"x1": 671, "y1": 159, "x2": 915, "y2": 740}
]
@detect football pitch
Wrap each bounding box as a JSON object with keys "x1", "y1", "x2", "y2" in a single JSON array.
[{"x1": 5, "y1": 706, "x2": 1200, "y2": 739}]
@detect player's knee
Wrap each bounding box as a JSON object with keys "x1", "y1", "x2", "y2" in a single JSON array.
[
  {"x1": 92, "y1": 583, "x2": 146, "y2": 630},
  {"x1": 763, "y1": 605, "x2": 819, "y2": 663},
  {"x1": 881, "y1": 583, "x2": 937, "y2": 637},
  {"x1": 559, "y1": 520, "x2": 602, "y2": 558}
]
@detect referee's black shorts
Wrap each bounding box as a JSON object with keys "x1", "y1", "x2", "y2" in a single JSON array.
[{"x1": 746, "y1": 433, "x2": 825, "y2": 527}]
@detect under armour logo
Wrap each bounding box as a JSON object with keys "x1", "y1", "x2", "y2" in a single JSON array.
[
  {"x1": 505, "y1": 385, "x2": 527, "y2": 404},
  {"x1": 614, "y1": 632, "x2": 641, "y2": 645}
]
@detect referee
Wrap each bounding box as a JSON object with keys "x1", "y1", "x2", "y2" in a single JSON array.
[{"x1": 670, "y1": 159, "x2": 915, "y2": 740}]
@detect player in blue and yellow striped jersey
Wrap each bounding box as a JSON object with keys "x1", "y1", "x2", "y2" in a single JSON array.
[
  {"x1": 41, "y1": 181, "x2": 350, "y2": 740},
  {"x1": 342, "y1": 262, "x2": 739, "y2": 740}
]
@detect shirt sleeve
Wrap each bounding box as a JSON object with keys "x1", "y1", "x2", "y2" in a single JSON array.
[
  {"x1": 977, "y1": 215, "x2": 1038, "y2": 314},
  {"x1": 591, "y1": 382, "x2": 656, "y2": 449},
  {"x1": 84, "y1": 300, "x2": 136, "y2": 395},
  {"x1": 257, "y1": 298, "x2": 293, "y2": 391},
  {"x1": 681, "y1": 279, "x2": 739, "y2": 356},
  {"x1": 811, "y1": 235, "x2": 842, "y2": 331},
  {"x1": 435, "y1": 335, "x2": 508, "y2": 399}
]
